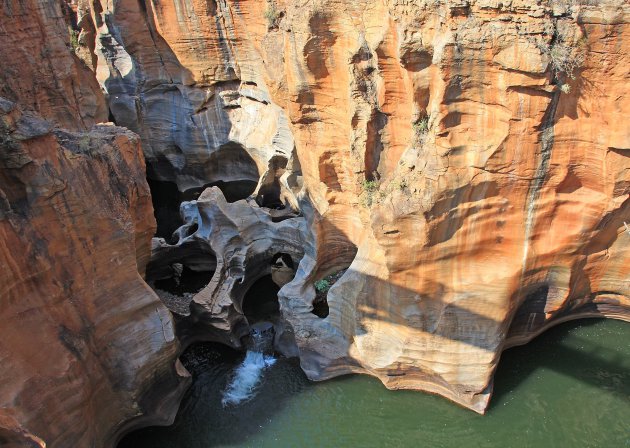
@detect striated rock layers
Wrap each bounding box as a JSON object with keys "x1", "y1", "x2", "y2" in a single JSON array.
[
  {"x1": 81, "y1": 0, "x2": 298, "y2": 197},
  {"x1": 1, "y1": 3, "x2": 628, "y2": 443},
  {"x1": 0, "y1": 99, "x2": 188, "y2": 447},
  {"x1": 86, "y1": 0, "x2": 630, "y2": 414},
  {"x1": 0, "y1": 0, "x2": 107, "y2": 130}
]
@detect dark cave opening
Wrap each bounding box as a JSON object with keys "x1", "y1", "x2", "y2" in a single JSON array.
[
  {"x1": 255, "y1": 155, "x2": 288, "y2": 210},
  {"x1": 242, "y1": 275, "x2": 280, "y2": 324},
  {"x1": 149, "y1": 263, "x2": 215, "y2": 316},
  {"x1": 183, "y1": 180, "x2": 258, "y2": 203},
  {"x1": 311, "y1": 297, "x2": 329, "y2": 319},
  {"x1": 153, "y1": 265, "x2": 214, "y2": 296},
  {"x1": 146, "y1": 240, "x2": 217, "y2": 316},
  {"x1": 147, "y1": 178, "x2": 185, "y2": 239},
  {"x1": 271, "y1": 253, "x2": 295, "y2": 270},
  {"x1": 256, "y1": 181, "x2": 284, "y2": 209}
]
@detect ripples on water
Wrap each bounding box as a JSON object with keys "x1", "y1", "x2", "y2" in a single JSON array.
[{"x1": 119, "y1": 319, "x2": 630, "y2": 448}]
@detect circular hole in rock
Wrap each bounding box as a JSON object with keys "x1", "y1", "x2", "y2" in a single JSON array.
[{"x1": 242, "y1": 275, "x2": 280, "y2": 324}]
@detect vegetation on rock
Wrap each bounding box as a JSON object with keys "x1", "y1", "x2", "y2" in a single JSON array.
[
  {"x1": 264, "y1": 2, "x2": 281, "y2": 28},
  {"x1": 360, "y1": 179, "x2": 380, "y2": 207}
]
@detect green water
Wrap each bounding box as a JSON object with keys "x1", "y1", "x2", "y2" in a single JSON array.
[{"x1": 120, "y1": 319, "x2": 630, "y2": 448}]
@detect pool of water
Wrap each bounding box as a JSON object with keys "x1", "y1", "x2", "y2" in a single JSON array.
[{"x1": 119, "y1": 319, "x2": 630, "y2": 448}]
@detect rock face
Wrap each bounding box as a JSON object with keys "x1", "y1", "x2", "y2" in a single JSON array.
[
  {"x1": 148, "y1": 187, "x2": 307, "y2": 351},
  {"x1": 86, "y1": 0, "x2": 629, "y2": 414},
  {"x1": 0, "y1": 0, "x2": 107, "y2": 129},
  {"x1": 83, "y1": 0, "x2": 297, "y2": 196},
  {"x1": 2, "y1": 4, "x2": 629, "y2": 445},
  {"x1": 0, "y1": 99, "x2": 188, "y2": 447}
]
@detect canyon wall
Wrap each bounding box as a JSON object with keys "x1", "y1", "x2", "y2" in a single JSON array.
[
  {"x1": 0, "y1": 100, "x2": 188, "y2": 447},
  {"x1": 87, "y1": 0, "x2": 629, "y2": 414},
  {"x1": 0, "y1": 3, "x2": 190, "y2": 447},
  {"x1": 0, "y1": 0, "x2": 107, "y2": 130},
  {"x1": 1, "y1": 0, "x2": 629, "y2": 445}
]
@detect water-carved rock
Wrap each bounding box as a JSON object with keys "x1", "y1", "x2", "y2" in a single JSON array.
[{"x1": 0, "y1": 99, "x2": 188, "y2": 446}]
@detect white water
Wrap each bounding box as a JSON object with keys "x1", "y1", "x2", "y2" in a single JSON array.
[{"x1": 222, "y1": 350, "x2": 276, "y2": 406}]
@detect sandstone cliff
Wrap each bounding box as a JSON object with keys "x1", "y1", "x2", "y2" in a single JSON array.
[
  {"x1": 1, "y1": 2, "x2": 629, "y2": 446},
  {"x1": 0, "y1": 0, "x2": 107, "y2": 129},
  {"x1": 86, "y1": 0, "x2": 629, "y2": 414},
  {"x1": 0, "y1": 99, "x2": 188, "y2": 447}
]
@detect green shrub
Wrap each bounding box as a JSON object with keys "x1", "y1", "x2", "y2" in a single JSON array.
[
  {"x1": 360, "y1": 179, "x2": 380, "y2": 207},
  {"x1": 69, "y1": 29, "x2": 80, "y2": 53},
  {"x1": 264, "y1": 3, "x2": 281, "y2": 28},
  {"x1": 314, "y1": 269, "x2": 347, "y2": 294},
  {"x1": 362, "y1": 179, "x2": 379, "y2": 192},
  {"x1": 314, "y1": 279, "x2": 331, "y2": 293},
  {"x1": 413, "y1": 116, "x2": 429, "y2": 135}
]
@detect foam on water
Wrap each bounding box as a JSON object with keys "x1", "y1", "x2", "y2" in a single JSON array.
[{"x1": 222, "y1": 350, "x2": 276, "y2": 406}]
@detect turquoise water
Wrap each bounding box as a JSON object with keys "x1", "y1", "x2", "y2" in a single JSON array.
[{"x1": 119, "y1": 319, "x2": 630, "y2": 448}]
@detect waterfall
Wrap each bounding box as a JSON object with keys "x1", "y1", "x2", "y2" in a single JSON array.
[{"x1": 221, "y1": 323, "x2": 276, "y2": 406}]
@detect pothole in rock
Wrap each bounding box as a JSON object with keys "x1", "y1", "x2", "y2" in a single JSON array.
[
  {"x1": 183, "y1": 180, "x2": 258, "y2": 203},
  {"x1": 150, "y1": 265, "x2": 214, "y2": 316},
  {"x1": 147, "y1": 178, "x2": 258, "y2": 241},
  {"x1": 255, "y1": 155, "x2": 288, "y2": 210},
  {"x1": 148, "y1": 179, "x2": 184, "y2": 239},
  {"x1": 242, "y1": 275, "x2": 281, "y2": 324}
]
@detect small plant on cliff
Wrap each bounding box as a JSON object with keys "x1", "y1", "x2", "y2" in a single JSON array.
[
  {"x1": 412, "y1": 114, "x2": 431, "y2": 147},
  {"x1": 387, "y1": 177, "x2": 409, "y2": 194},
  {"x1": 559, "y1": 83, "x2": 571, "y2": 94},
  {"x1": 548, "y1": 40, "x2": 585, "y2": 79},
  {"x1": 314, "y1": 279, "x2": 331, "y2": 293},
  {"x1": 69, "y1": 29, "x2": 80, "y2": 53},
  {"x1": 264, "y1": 2, "x2": 281, "y2": 28},
  {"x1": 535, "y1": 23, "x2": 587, "y2": 81},
  {"x1": 361, "y1": 178, "x2": 380, "y2": 207},
  {"x1": 413, "y1": 116, "x2": 429, "y2": 136}
]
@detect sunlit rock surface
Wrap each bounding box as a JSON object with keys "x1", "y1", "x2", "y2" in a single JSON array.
[
  {"x1": 0, "y1": 5, "x2": 627, "y2": 445},
  {"x1": 0, "y1": 99, "x2": 188, "y2": 446},
  {"x1": 89, "y1": 0, "x2": 629, "y2": 413},
  {"x1": 85, "y1": 0, "x2": 296, "y2": 193}
]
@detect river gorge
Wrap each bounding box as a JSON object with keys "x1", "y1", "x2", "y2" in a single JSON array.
[{"x1": 0, "y1": 0, "x2": 629, "y2": 447}]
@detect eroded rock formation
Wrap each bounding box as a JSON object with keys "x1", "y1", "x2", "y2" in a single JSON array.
[
  {"x1": 148, "y1": 187, "x2": 307, "y2": 351},
  {"x1": 85, "y1": 0, "x2": 629, "y2": 414},
  {"x1": 82, "y1": 0, "x2": 298, "y2": 199},
  {"x1": 0, "y1": 99, "x2": 188, "y2": 446},
  {"x1": 0, "y1": 0, "x2": 107, "y2": 130},
  {"x1": 1, "y1": 2, "x2": 629, "y2": 446}
]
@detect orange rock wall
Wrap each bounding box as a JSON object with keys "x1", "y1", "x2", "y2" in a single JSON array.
[
  {"x1": 0, "y1": 100, "x2": 187, "y2": 447},
  {"x1": 1, "y1": 0, "x2": 624, "y2": 426},
  {"x1": 0, "y1": 0, "x2": 107, "y2": 129},
  {"x1": 85, "y1": 0, "x2": 630, "y2": 413}
]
